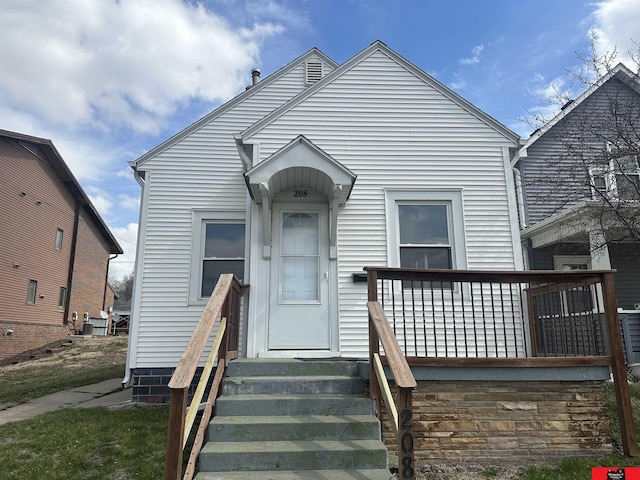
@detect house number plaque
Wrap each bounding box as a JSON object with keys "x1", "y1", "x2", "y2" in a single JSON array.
[
  {"x1": 400, "y1": 408, "x2": 415, "y2": 478},
  {"x1": 292, "y1": 189, "x2": 308, "y2": 197}
]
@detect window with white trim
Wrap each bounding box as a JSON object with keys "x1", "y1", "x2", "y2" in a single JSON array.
[
  {"x1": 189, "y1": 212, "x2": 245, "y2": 304},
  {"x1": 386, "y1": 190, "x2": 467, "y2": 272},
  {"x1": 590, "y1": 144, "x2": 640, "y2": 200}
]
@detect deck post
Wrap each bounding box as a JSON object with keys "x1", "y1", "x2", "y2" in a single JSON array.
[
  {"x1": 603, "y1": 271, "x2": 637, "y2": 456},
  {"x1": 367, "y1": 269, "x2": 382, "y2": 418},
  {"x1": 164, "y1": 387, "x2": 188, "y2": 479},
  {"x1": 397, "y1": 387, "x2": 415, "y2": 480}
]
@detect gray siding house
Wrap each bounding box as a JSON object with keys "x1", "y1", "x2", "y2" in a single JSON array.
[
  {"x1": 514, "y1": 63, "x2": 640, "y2": 311},
  {"x1": 125, "y1": 41, "x2": 523, "y2": 398}
]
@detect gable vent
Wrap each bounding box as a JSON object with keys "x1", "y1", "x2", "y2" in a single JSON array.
[{"x1": 305, "y1": 61, "x2": 323, "y2": 85}]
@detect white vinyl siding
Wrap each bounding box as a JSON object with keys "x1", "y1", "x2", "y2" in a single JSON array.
[
  {"x1": 246, "y1": 49, "x2": 518, "y2": 357},
  {"x1": 132, "y1": 55, "x2": 335, "y2": 367}
]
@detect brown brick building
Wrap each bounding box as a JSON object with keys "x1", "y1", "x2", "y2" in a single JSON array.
[{"x1": 0, "y1": 130, "x2": 123, "y2": 362}]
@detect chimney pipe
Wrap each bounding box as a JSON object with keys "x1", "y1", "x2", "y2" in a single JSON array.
[{"x1": 251, "y1": 68, "x2": 261, "y2": 86}]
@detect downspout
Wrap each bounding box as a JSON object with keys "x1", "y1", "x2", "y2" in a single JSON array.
[
  {"x1": 122, "y1": 167, "x2": 146, "y2": 388},
  {"x1": 64, "y1": 201, "x2": 81, "y2": 331},
  {"x1": 512, "y1": 167, "x2": 527, "y2": 230}
]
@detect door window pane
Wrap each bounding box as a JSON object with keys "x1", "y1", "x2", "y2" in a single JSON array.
[{"x1": 281, "y1": 213, "x2": 319, "y2": 302}]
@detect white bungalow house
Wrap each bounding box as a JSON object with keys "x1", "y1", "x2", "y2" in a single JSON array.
[{"x1": 125, "y1": 41, "x2": 523, "y2": 401}]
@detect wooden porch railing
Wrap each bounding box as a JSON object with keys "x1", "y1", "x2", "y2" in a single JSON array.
[
  {"x1": 368, "y1": 273, "x2": 417, "y2": 480},
  {"x1": 164, "y1": 274, "x2": 247, "y2": 480},
  {"x1": 365, "y1": 267, "x2": 637, "y2": 458}
]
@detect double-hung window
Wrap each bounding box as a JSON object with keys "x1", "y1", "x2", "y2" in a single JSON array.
[
  {"x1": 386, "y1": 190, "x2": 466, "y2": 273},
  {"x1": 201, "y1": 223, "x2": 245, "y2": 297},
  {"x1": 190, "y1": 211, "x2": 245, "y2": 303},
  {"x1": 398, "y1": 204, "x2": 452, "y2": 269},
  {"x1": 590, "y1": 144, "x2": 640, "y2": 200},
  {"x1": 612, "y1": 153, "x2": 640, "y2": 200}
]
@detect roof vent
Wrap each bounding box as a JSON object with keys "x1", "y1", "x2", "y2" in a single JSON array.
[
  {"x1": 305, "y1": 61, "x2": 323, "y2": 85},
  {"x1": 251, "y1": 68, "x2": 260, "y2": 85},
  {"x1": 560, "y1": 99, "x2": 574, "y2": 111}
]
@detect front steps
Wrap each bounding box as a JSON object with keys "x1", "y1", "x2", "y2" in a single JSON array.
[{"x1": 194, "y1": 358, "x2": 392, "y2": 480}]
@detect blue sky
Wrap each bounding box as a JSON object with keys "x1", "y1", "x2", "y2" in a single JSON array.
[{"x1": 1, "y1": 0, "x2": 638, "y2": 278}]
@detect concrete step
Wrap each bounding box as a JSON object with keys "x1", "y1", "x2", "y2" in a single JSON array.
[
  {"x1": 194, "y1": 469, "x2": 395, "y2": 480},
  {"x1": 209, "y1": 415, "x2": 381, "y2": 442},
  {"x1": 226, "y1": 358, "x2": 360, "y2": 378},
  {"x1": 215, "y1": 394, "x2": 375, "y2": 417},
  {"x1": 198, "y1": 440, "x2": 388, "y2": 472},
  {"x1": 221, "y1": 375, "x2": 364, "y2": 395}
]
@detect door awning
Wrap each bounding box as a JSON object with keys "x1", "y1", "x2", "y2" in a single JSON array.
[
  {"x1": 244, "y1": 135, "x2": 356, "y2": 205},
  {"x1": 243, "y1": 135, "x2": 356, "y2": 259}
]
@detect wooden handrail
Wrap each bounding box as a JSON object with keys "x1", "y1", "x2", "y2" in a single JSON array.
[
  {"x1": 368, "y1": 301, "x2": 417, "y2": 389},
  {"x1": 164, "y1": 274, "x2": 247, "y2": 480},
  {"x1": 368, "y1": 299, "x2": 416, "y2": 480}
]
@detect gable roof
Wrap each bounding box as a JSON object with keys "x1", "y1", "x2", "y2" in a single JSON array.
[
  {"x1": 131, "y1": 48, "x2": 338, "y2": 168},
  {"x1": 519, "y1": 63, "x2": 640, "y2": 155},
  {"x1": 0, "y1": 129, "x2": 123, "y2": 254},
  {"x1": 239, "y1": 40, "x2": 520, "y2": 143}
]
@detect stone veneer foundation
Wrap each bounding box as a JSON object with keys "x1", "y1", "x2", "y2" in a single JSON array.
[{"x1": 380, "y1": 379, "x2": 612, "y2": 463}]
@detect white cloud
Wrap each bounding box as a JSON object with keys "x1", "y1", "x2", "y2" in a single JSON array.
[
  {"x1": 85, "y1": 186, "x2": 114, "y2": 218},
  {"x1": 0, "y1": 0, "x2": 282, "y2": 136},
  {"x1": 109, "y1": 223, "x2": 139, "y2": 279},
  {"x1": 459, "y1": 44, "x2": 484, "y2": 65},
  {"x1": 592, "y1": 0, "x2": 640, "y2": 68},
  {"x1": 118, "y1": 194, "x2": 140, "y2": 210}
]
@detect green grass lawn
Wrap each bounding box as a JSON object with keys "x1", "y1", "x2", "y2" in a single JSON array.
[
  {"x1": 0, "y1": 407, "x2": 168, "y2": 480},
  {"x1": 0, "y1": 363, "x2": 126, "y2": 405}
]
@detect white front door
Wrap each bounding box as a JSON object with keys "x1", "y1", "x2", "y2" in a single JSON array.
[{"x1": 268, "y1": 204, "x2": 331, "y2": 350}]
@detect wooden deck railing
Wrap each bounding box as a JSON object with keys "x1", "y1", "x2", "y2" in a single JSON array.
[
  {"x1": 365, "y1": 267, "x2": 637, "y2": 457},
  {"x1": 164, "y1": 274, "x2": 247, "y2": 480},
  {"x1": 368, "y1": 274, "x2": 417, "y2": 480}
]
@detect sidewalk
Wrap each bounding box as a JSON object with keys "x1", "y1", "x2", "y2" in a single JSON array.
[{"x1": 0, "y1": 378, "x2": 132, "y2": 426}]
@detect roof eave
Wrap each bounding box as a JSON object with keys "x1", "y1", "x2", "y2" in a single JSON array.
[{"x1": 132, "y1": 47, "x2": 338, "y2": 168}]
